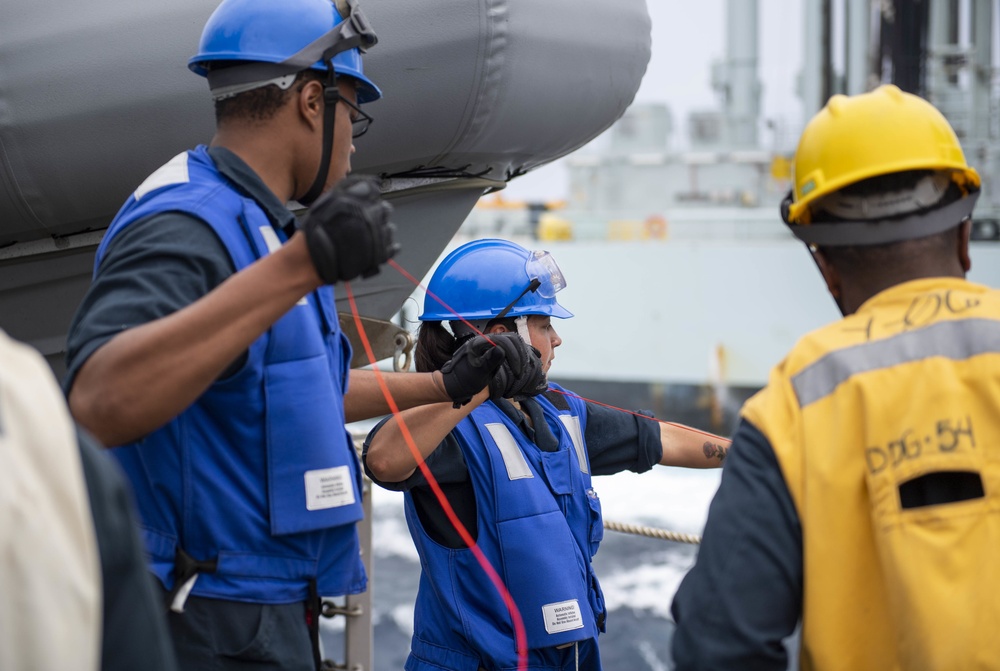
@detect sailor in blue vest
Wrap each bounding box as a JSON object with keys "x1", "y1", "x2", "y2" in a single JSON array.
[
  {"x1": 363, "y1": 239, "x2": 731, "y2": 671},
  {"x1": 64, "y1": 1, "x2": 522, "y2": 669}
]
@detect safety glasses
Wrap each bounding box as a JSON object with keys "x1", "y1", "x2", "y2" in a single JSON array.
[{"x1": 339, "y1": 97, "x2": 373, "y2": 138}]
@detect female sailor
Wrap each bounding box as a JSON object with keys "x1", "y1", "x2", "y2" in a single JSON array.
[{"x1": 363, "y1": 238, "x2": 729, "y2": 671}]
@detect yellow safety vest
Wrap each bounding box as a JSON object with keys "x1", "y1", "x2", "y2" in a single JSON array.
[{"x1": 742, "y1": 277, "x2": 1000, "y2": 671}]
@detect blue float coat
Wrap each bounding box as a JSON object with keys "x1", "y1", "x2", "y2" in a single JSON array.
[
  {"x1": 402, "y1": 384, "x2": 607, "y2": 671},
  {"x1": 92, "y1": 147, "x2": 366, "y2": 603}
]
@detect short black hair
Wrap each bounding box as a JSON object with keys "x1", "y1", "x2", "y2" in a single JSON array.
[
  {"x1": 209, "y1": 65, "x2": 324, "y2": 125},
  {"x1": 819, "y1": 226, "x2": 958, "y2": 277}
]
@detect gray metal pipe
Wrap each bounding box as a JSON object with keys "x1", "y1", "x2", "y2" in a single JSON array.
[
  {"x1": 970, "y1": 0, "x2": 993, "y2": 143},
  {"x1": 0, "y1": 0, "x2": 652, "y2": 247},
  {"x1": 723, "y1": 0, "x2": 760, "y2": 148},
  {"x1": 0, "y1": 0, "x2": 653, "y2": 366},
  {"x1": 802, "y1": 0, "x2": 826, "y2": 118},
  {"x1": 927, "y1": 0, "x2": 958, "y2": 108},
  {"x1": 845, "y1": 0, "x2": 872, "y2": 94}
]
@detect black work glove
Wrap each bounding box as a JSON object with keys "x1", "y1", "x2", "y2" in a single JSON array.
[
  {"x1": 440, "y1": 335, "x2": 508, "y2": 408},
  {"x1": 302, "y1": 175, "x2": 400, "y2": 284},
  {"x1": 487, "y1": 332, "x2": 548, "y2": 401}
]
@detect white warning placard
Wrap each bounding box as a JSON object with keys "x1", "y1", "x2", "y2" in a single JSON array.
[
  {"x1": 542, "y1": 599, "x2": 585, "y2": 634},
  {"x1": 304, "y1": 465, "x2": 356, "y2": 511}
]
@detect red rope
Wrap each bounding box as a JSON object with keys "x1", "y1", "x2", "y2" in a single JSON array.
[
  {"x1": 547, "y1": 389, "x2": 731, "y2": 441},
  {"x1": 347, "y1": 258, "x2": 731, "y2": 670},
  {"x1": 344, "y1": 281, "x2": 529, "y2": 671},
  {"x1": 389, "y1": 259, "x2": 490, "y2": 339},
  {"x1": 390, "y1": 258, "x2": 731, "y2": 444}
]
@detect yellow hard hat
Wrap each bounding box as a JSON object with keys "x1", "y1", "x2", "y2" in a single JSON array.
[{"x1": 783, "y1": 84, "x2": 980, "y2": 227}]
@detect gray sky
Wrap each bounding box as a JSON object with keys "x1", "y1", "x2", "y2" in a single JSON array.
[{"x1": 506, "y1": 0, "x2": 804, "y2": 200}]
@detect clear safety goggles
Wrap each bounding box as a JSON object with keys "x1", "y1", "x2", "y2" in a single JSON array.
[
  {"x1": 495, "y1": 250, "x2": 566, "y2": 320},
  {"x1": 525, "y1": 250, "x2": 566, "y2": 298}
]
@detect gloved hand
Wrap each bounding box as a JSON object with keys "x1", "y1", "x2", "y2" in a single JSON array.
[
  {"x1": 439, "y1": 335, "x2": 507, "y2": 408},
  {"x1": 302, "y1": 175, "x2": 400, "y2": 284},
  {"x1": 487, "y1": 332, "x2": 548, "y2": 401}
]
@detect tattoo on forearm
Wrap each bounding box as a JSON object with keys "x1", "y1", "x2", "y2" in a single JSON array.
[{"x1": 703, "y1": 441, "x2": 728, "y2": 463}]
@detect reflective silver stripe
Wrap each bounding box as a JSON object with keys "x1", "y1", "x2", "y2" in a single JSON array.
[
  {"x1": 792, "y1": 318, "x2": 1000, "y2": 407},
  {"x1": 210, "y1": 74, "x2": 297, "y2": 102},
  {"x1": 133, "y1": 152, "x2": 189, "y2": 201},
  {"x1": 558, "y1": 415, "x2": 589, "y2": 474},
  {"x1": 484, "y1": 423, "x2": 533, "y2": 480},
  {"x1": 258, "y1": 226, "x2": 282, "y2": 255},
  {"x1": 259, "y1": 227, "x2": 307, "y2": 305}
]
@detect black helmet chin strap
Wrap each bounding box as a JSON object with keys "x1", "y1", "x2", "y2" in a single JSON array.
[
  {"x1": 298, "y1": 60, "x2": 340, "y2": 207},
  {"x1": 290, "y1": 0, "x2": 379, "y2": 207},
  {"x1": 495, "y1": 279, "x2": 542, "y2": 321}
]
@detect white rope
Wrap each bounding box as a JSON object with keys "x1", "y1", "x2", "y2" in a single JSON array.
[{"x1": 603, "y1": 519, "x2": 701, "y2": 545}]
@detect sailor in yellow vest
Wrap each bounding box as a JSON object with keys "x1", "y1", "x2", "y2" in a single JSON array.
[{"x1": 671, "y1": 84, "x2": 1000, "y2": 670}]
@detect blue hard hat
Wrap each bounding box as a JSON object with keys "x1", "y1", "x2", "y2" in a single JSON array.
[
  {"x1": 188, "y1": 0, "x2": 382, "y2": 103},
  {"x1": 421, "y1": 239, "x2": 573, "y2": 322}
]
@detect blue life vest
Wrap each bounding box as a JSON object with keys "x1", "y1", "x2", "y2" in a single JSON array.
[
  {"x1": 96, "y1": 147, "x2": 366, "y2": 603},
  {"x1": 404, "y1": 383, "x2": 607, "y2": 671}
]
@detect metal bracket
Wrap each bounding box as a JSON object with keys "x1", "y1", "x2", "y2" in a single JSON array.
[
  {"x1": 321, "y1": 600, "x2": 364, "y2": 619},
  {"x1": 393, "y1": 331, "x2": 414, "y2": 372},
  {"x1": 338, "y1": 313, "x2": 414, "y2": 371},
  {"x1": 320, "y1": 662, "x2": 363, "y2": 671}
]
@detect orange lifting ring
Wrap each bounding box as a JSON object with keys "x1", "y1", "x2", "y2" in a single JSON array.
[{"x1": 644, "y1": 214, "x2": 668, "y2": 240}]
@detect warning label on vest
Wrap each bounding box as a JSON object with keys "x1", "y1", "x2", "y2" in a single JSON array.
[
  {"x1": 542, "y1": 599, "x2": 584, "y2": 634},
  {"x1": 304, "y1": 465, "x2": 356, "y2": 511}
]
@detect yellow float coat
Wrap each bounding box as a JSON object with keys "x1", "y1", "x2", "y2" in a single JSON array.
[{"x1": 742, "y1": 277, "x2": 1000, "y2": 671}]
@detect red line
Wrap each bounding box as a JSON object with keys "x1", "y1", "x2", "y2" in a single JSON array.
[
  {"x1": 389, "y1": 258, "x2": 731, "y2": 444},
  {"x1": 547, "y1": 389, "x2": 731, "y2": 442},
  {"x1": 345, "y1": 281, "x2": 529, "y2": 671},
  {"x1": 389, "y1": 259, "x2": 491, "y2": 340},
  {"x1": 356, "y1": 256, "x2": 733, "y2": 667}
]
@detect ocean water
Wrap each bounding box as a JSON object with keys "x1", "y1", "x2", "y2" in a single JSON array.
[{"x1": 326, "y1": 465, "x2": 725, "y2": 670}]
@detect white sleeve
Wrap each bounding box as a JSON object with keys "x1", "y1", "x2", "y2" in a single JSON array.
[{"x1": 0, "y1": 329, "x2": 102, "y2": 671}]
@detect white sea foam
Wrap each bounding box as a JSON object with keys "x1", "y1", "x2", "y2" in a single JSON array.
[
  {"x1": 321, "y1": 612, "x2": 346, "y2": 633},
  {"x1": 369, "y1": 460, "x2": 722, "y2": 560},
  {"x1": 365, "y1": 448, "x2": 723, "y2": 628},
  {"x1": 370, "y1": 485, "x2": 404, "y2": 509},
  {"x1": 370, "y1": 488, "x2": 419, "y2": 561},
  {"x1": 599, "y1": 550, "x2": 695, "y2": 620},
  {"x1": 587, "y1": 467, "x2": 720, "y2": 621},
  {"x1": 636, "y1": 640, "x2": 670, "y2": 671},
  {"x1": 595, "y1": 466, "x2": 721, "y2": 534},
  {"x1": 390, "y1": 604, "x2": 416, "y2": 637}
]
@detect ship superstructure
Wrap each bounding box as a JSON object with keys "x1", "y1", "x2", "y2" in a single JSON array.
[{"x1": 455, "y1": 0, "x2": 1000, "y2": 426}]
